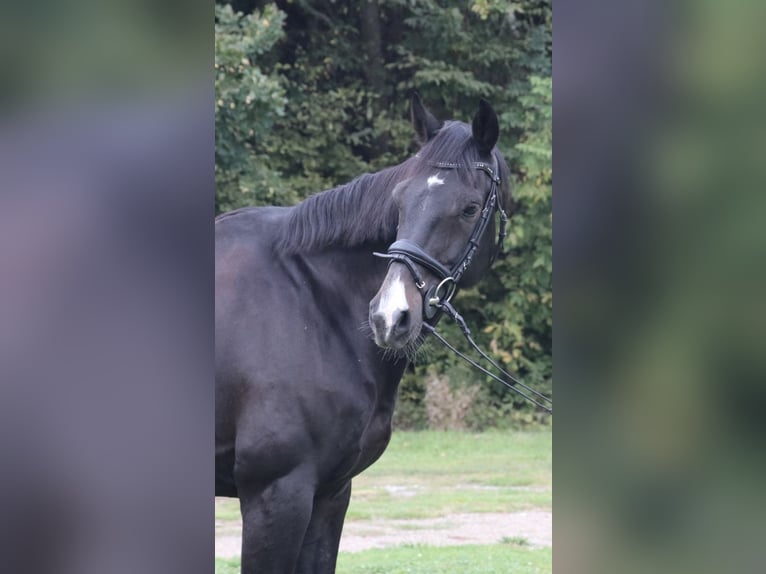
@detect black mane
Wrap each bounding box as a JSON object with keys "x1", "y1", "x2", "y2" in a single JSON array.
[
  {"x1": 275, "y1": 121, "x2": 512, "y2": 254},
  {"x1": 275, "y1": 163, "x2": 405, "y2": 254}
]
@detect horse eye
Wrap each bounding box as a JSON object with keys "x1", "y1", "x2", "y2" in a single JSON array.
[{"x1": 462, "y1": 204, "x2": 480, "y2": 217}]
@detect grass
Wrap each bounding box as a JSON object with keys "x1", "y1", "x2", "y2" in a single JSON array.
[
  {"x1": 216, "y1": 429, "x2": 551, "y2": 573},
  {"x1": 215, "y1": 558, "x2": 240, "y2": 574},
  {"x1": 345, "y1": 430, "x2": 551, "y2": 520},
  {"x1": 217, "y1": 545, "x2": 551, "y2": 574},
  {"x1": 338, "y1": 544, "x2": 551, "y2": 573},
  {"x1": 215, "y1": 498, "x2": 241, "y2": 522},
  {"x1": 501, "y1": 536, "x2": 531, "y2": 547}
]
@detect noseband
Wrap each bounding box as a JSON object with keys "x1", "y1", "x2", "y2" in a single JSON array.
[{"x1": 373, "y1": 153, "x2": 507, "y2": 319}]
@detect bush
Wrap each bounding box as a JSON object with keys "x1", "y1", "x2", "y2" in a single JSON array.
[{"x1": 424, "y1": 373, "x2": 480, "y2": 431}]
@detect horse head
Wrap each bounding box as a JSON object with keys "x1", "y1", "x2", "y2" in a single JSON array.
[{"x1": 369, "y1": 94, "x2": 512, "y2": 351}]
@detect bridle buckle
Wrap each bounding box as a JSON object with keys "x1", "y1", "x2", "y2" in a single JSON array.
[
  {"x1": 425, "y1": 276, "x2": 456, "y2": 318},
  {"x1": 427, "y1": 276, "x2": 456, "y2": 307}
]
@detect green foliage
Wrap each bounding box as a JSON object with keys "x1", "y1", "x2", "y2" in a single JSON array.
[
  {"x1": 215, "y1": 4, "x2": 291, "y2": 212},
  {"x1": 214, "y1": 0, "x2": 552, "y2": 426},
  {"x1": 473, "y1": 75, "x2": 552, "y2": 422}
]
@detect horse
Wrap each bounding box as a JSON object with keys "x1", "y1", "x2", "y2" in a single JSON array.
[{"x1": 215, "y1": 94, "x2": 512, "y2": 573}]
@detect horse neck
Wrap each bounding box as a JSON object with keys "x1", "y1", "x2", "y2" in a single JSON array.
[
  {"x1": 297, "y1": 243, "x2": 410, "y2": 379},
  {"x1": 300, "y1": 242, "x2": 390, "y2": 314}
]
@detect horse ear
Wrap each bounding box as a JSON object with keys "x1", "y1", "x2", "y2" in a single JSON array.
[
  {"x1": 472, "y1": 99, "x2": 499, "y2": 154},
  {"x1": 411, "y1": 91, "x2": 443, "y2": 145}
]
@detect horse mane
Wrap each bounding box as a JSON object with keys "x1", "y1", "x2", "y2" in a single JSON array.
[
  {"x1": 275, "y1": 121, "x2": 512, "y2": 254},
  {"x1": 275, "y1": 164, "x2": 406, "y2": 254}
]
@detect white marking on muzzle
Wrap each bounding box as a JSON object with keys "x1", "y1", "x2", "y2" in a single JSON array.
[
  {"x1": 427, "y1": 174, "x2": 445, "y2": 188},
  {"x1": 375, "y1": 267, "x2": 409, "y2": 339}
]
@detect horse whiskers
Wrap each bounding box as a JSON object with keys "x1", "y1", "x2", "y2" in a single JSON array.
[
  {"x1": 380, "y1": 345, "x2": 405, "y2": 363},
  {"x1": 375, "y1": 329, "x2": 428, "y2": 364},
  {"x1": 358, "y1": 320, "x2": 374, "y2": 337},
  {"x1": 403, "y1": 331, "x2": 429, "y2": 364},
  {"x1": 360, "y1": 318, "x2": 429, "y2": 364}
]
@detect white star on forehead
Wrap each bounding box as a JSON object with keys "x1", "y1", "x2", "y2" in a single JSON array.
[{"x1": 427, "y1": 174, "x2": 445, "y2": 188}]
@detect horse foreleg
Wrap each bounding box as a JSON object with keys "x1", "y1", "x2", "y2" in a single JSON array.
[
  {"x1": 238, "y1": 471, "x2": 314, "y2": 574},
  {"x1": 295, "y1": 482, "x2": 352, "y2": 574}
]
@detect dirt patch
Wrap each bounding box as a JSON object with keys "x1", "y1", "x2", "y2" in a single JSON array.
[
  {"x1": 340, "y1": 511, "x2": 551, "y2": 552},
  {"x1": 215, "y1": 511, "x2": 551, "y2": 557}
]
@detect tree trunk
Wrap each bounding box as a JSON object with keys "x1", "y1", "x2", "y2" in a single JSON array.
[
  {"x1": 359, "y1": 0, "x2": 390, "y2": 160},
  {"x1": 359, "y1": 0, "x2": 385, "y2": 93}
]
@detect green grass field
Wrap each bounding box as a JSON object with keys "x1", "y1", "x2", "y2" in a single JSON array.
[
  {"x1": 346, "y1": 430, "x2": 551, "y2": 520},
  {"x1": 216, "y1": 429, "x2": 551, "y2": 573},
  {"x1": 217, "y1": 544, "x2": 551, "y2": 574}
]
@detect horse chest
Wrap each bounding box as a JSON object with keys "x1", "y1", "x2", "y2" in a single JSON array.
[
  {"x1": 319, "y1": 388, "x2": 397, "y2": 489},
  {"x1": 355, "y1": 409, "x2": 394, "y2": 473},
  {"x1": 322, "y1": 389, "x2": 389, "y2": 483}
]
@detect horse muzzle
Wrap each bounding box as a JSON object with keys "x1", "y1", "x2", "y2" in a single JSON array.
[{"x1": 368, "y1": 265, "x2": 423, "y2": 349}]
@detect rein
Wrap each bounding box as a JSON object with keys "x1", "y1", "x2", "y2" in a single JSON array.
[
  {"x1": 374, "y1": 154, "x2": 552, "y2": 415},
  {"x1": 423, "y1": 303, "x2": 553, "y2": 414}
]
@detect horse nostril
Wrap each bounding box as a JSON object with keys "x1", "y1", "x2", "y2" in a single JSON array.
[
  {"x1": 370, "y1": 311, "x2": 386, "y2": 334},
  {"x1": 393, "y1": 309, "x2": 410, "y2": 336}
]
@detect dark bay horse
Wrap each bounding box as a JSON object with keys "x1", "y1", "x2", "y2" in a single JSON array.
[{"x1": 215, "y1": 95, "x2": 512, "y2": 573}]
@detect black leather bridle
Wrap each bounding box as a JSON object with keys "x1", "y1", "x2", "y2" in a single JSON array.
[
  {"x1": 371, "y1": 154, "x2": 553, "y2": 414},
  {"x1": 373, "y1": 153, "x2": 507, "y2": 319}
]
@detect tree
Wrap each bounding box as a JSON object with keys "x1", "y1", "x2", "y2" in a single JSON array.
[{"x1": 215, "y1": 3, "x2": 292, "y2": 213}]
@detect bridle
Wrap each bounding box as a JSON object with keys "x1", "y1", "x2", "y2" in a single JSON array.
[
  {"x1": 372, "y1": 153, "x2": 553, "y2": 415},
  {"x1": 373, "y1": 153, "x2": 507, "y2": 319}
]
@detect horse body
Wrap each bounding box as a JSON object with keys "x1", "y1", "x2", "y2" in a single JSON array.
[
  {"x1": 216, "y1": 96, "x2": 511, "y2": 573},
  {"x1": 215, "y1": 206, "x2": 406, "y2": 571}
]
